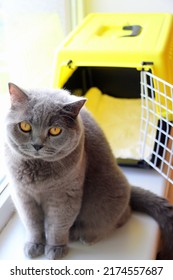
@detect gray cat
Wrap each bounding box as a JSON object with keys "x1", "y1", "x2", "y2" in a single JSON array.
[{"x1": 4, "y1": 83, "x2": 173, "y2": 260}]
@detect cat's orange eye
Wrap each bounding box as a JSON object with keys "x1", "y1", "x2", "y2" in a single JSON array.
[
  {"x1": 19, "y1": 121, "x2": 32, "y2": 132},
  {"x1": 49, "y1": 127, "x2": 62, "y2": 136}
]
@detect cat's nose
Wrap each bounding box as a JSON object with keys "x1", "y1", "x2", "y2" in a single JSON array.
[{"x1": 32, "y1": 144, "x2": 43, "y2": 151}]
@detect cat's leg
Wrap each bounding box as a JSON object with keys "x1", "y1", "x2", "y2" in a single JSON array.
[
  {"x1": 74, "y1": 207, "x2": 131, "y2": 244},
  {"x1": 12, "y1": 191, "x2": 45, "y2": 258},
  {"x1": 45, "y1": 218, "x2": 69, "y2": 260},
  {"x1": 69, "y1": 219, "x2": 103, "y2": 245},
  {"x1": 71, "y1": 199, "x2": 132, "y2": 244},
  {"x1": 44, "y1": 209, "x2": 71, "y2": 259},
  {"x1": 44, "y1": 198, "x2": 81, "y2": 260}
]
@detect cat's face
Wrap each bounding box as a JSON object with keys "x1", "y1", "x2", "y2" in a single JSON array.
[{"x1": 5, "y1": 83, "x2": 86, "y2": 161}]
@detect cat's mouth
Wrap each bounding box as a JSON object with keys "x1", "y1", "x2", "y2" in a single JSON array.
[
  {"x1": 19, "y1": 145, "x2": 57, "y2": 160},
  {"x1": 33, "y1": 151, "x2": 41, "y2": 157},
  {"x1": 19, "y1": 147, "x2": 43, "y2": 159}
]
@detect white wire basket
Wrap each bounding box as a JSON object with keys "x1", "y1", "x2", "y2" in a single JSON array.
[{"x1": 140, "y1": 71, "x2": 173, "y2": 184}]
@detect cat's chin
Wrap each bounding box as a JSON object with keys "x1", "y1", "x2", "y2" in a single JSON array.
[
  {"x1": 33, "y1": 155, "x2": 43, "y2": 160},
  {"x1": 31, "y1": 152, "x2": 51, "y2": 160},
  {"x1": 31, "y1": 153, "x2": 59, "y2": 162}
]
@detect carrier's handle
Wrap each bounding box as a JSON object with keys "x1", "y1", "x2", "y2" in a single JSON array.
[{"x1": 122, "y1": 25, "x2": 142, "y2": 37}]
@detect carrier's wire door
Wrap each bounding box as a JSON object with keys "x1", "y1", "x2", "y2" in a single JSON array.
[{"x1": 140, "y1": 71, "x2": 173, "y2": 184}]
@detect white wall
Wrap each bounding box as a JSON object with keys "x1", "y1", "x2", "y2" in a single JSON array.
[
  {"x1": 0, "y1": 0, "x2": 72, "y2": 90},
  {"x1": 84, "y1": 0, "x2": 173, "y2": 14}
]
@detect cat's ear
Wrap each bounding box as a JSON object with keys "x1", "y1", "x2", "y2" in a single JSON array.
[
  {"x1": 8, "y1": 83, "x2": 28, "y2": 105},
  {"x1": 62, "y1": 98, "x2": 87, "y2": 118}
]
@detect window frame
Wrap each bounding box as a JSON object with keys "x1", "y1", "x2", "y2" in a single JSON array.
[{"x1": 0, "y1": 184, "x2": 15, "y2": 232}]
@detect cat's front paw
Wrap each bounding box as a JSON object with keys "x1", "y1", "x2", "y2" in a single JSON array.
[
  {"x1": 45, "y1": 244, "x2": 68, "y2": 260},
  {"x1": 24, "y1": 242, "x2": 45, "y2": 258}
]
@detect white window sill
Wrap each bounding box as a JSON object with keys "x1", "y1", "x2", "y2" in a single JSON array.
[{"x1": 0, "y1": 167, "x2": 166, "y2": 260}]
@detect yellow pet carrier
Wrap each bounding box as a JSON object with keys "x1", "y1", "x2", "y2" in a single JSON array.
[{"x1": 53, "y1": 13, "x2": 173, "y2": 178}]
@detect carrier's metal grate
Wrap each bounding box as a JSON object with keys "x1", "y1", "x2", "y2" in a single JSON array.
[{"x1": 140, "y1": 71, "x2": 173, "y2": 184}]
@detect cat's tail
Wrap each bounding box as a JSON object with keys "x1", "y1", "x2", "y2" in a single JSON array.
[{"x1": 130, "y1": 186, "x2": 173, "y2": 260}]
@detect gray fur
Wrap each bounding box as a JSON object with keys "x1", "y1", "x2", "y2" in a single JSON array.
[{"x1": 4, "y1": 83, "x2": 173, "y2": 259}]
